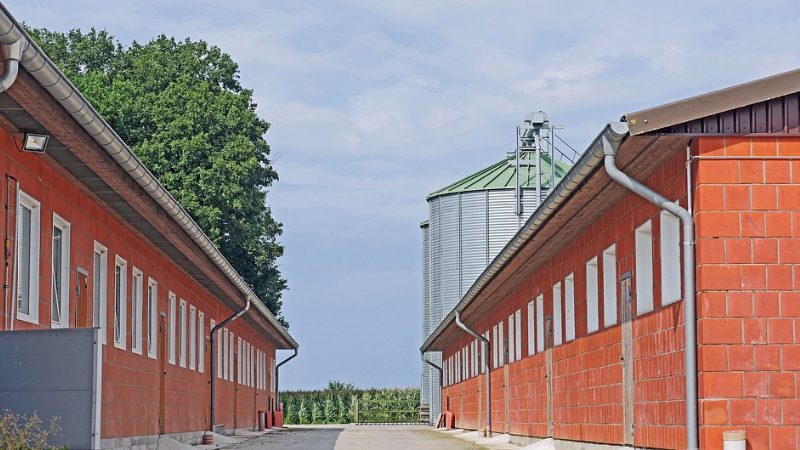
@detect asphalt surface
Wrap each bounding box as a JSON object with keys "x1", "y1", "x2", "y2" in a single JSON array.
[{"x1": 230, "y1": 425, "x2": 483, "y2": 449}]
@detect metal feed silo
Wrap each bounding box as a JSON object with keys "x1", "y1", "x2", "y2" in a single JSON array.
[{"x1": 420, "y1": 112, "x2": 574, "y2": 424}]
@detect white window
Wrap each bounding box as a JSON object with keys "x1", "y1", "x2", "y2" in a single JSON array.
[
  {"x1": 463, "y1": 346, "x2": 468, "y2": 379},
  {"x1": 472, "y1": 339, "x2": 478, "y2": 377},
  {"x1": 603, "y1": 245, "x2": 618, "y2": 326},
  {"x1": 498, "y1": 321, "x2": 505, "y2": 367},
  {"x1": 237, "y1": 337, "x2": 243, "y2": 384},
  {"x1": 508, "y1": 314, "x2": 515, "y2": 363},
  {"x1": 198, "y1": 312, "x2": 205, "y2": 373},
  {"x1": 222, "y1": 328, "x2": 229, "y2": 379},
  {"x1": 93, "y1": 242, "x2": 108, "y2": 344},
  {"x1": 492, "y1": 324, "x2": 499, "y2": 369},
  {"x1": 250, "y1": 345, "x2": 255, "y2": 387},
  {"x1": 168, "y1": 293, "x2": 176, "y2": 364},
  {"x1": 17, "y1": 191, "x2": 40, "y2": 324},
  {"x1": 455, "y1": 352, "x2": 460, "y2": 383},
  {"x1": 228, "y1": 332, "x2": 234, "y2": 381},
  {"x1": 536, "y1": 294, "x2": 544, "y2": 353},
  {"x1": 147, "y1": 279, "x2": 158, "y2": 359},
  {"x1": 527, "y1": 300, "x2": 535, "y2": 355},
  {"x1": 179, "y1": 299, "x2": 187, "y2": 367},
  {"x1": 636, "y1": 220, "x2": 654, "y2": 315},
  {"x1": 131, "y1": 269, "x2": 143, "y2": 354},
  {"x1": 50, "y1": 214, "x2": 70, "y2": 328},
  {"x1": 586, "y1": 257, "x2": 599, "y2": 333},
  {"x1": 660, "y1": 210, "x2": 682, "y2": 305},
  {"x1": 481, "y1": 331, "x2": 488, "y2": 373},
  {"x1": 565, "y1": 274, "x2": 575, "y2": 342},
  {"x1": 553, "y1": 282, "x2": 562, "y2": 346},
  {"x1": 514, "y1": 309, "x2": 522, "y2": 360},
  {"x1": 189, "y1": 305, "x2": 197, "y2": 370},
  {"x1": 113, "y1": 257, "x2": 127, "y2": 349}
]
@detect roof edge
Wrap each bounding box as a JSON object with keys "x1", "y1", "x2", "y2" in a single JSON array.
[
  {"x1": 421, "y1": 122, "x2": 629, "y2": 352},
  {"x1": 624, "y1": 68, "x2": 800, "y2": 135},
  {"x1": 0, "y1": 5, "x2": 297, "y2": 349}
]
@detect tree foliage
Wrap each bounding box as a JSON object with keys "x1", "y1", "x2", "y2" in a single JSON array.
[{"x1": 26, "y1": 27, "x2": 287, "y2": 323}]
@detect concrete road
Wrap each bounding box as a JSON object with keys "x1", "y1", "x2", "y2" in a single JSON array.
[{"x1": 230, "y1": 425, "x2": 482, "y2": 449}]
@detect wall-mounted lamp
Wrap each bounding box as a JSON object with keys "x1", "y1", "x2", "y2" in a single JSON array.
[{"x1": 22, "y1": 132, "x2": 48, "y2": 153}]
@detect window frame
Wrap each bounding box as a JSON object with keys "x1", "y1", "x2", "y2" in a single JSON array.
[
  {"x1": 179, "y1": 299, "x2": 187, "y2": 368},
  {"x1": 586, "y1": 257, "x2": 599, "y2": 333},
  {"x1": 50, "y1": 213, "x2": 70, "y2": 329},
  {"x1": 147, "y1": 278, "x2": 158, "y2": 359},
  {"x1": 536, "y1": 294, "x2": 544, "y2": 353},
  {"x1": 636, "y1": 220, "x2": 655, "y2": 315},
  {"x1": 113, "y1": 256, "x2": 128, "y2": 350},
  {"x1": 553, "y1": 281, "x2": 563, "y2": 346},
  {"x1": 168, "y1": 293, "x2": 177, "y2": 365},
  {"x1": 564, "y1": 273, "x2": 576, "y2": 342},
  {"x1": 660, "y1": 210, "x2": 682, "y2": 306},
  {"x1": 507, "y1": 313, "x2": 515, "y2": 363},
  {"x1": 16, "y1": 190, "x2": 41, "y2": 325},
  {"x1": 198, "y1": 311, "x2": 205, "y2": 373},
  {"x1": 131, "y1": 268, "x2": 143, "y2": 354},
  {"x1": 602, "y1": 244, "x2": 618, "y2": 327},
  {"x1": 189, "y1": 305, "x2": 197, "y2": 370},
  {"x1": 527, "y1": 300, "x2": 535, "y2": 355},
  {"x1": 93, "y1": 242, "x2": 108, "y2": 345}
]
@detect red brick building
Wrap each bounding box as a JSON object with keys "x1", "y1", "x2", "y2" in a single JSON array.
[
  {"x1": 0, "y1": 5, "x2": 297, "y2": 449},
  {"x1": 421, "y1": 69, "x2": 800, "y2": 450}
]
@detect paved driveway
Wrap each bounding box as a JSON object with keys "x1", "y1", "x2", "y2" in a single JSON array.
[{"x1": 230, "y1": 425, "x2": 482, "y2": 449}]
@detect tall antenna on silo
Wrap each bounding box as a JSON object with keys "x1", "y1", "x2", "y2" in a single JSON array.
[{"x1": 517, "y1": 111, "x2": 550, "y2": 221}]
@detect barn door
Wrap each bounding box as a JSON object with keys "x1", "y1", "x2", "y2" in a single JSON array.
[
  {"x1": 545, "y1": 315, "x2": 553, "y2": 437},
  {"x1": 621, "y1": 272, "x2": 634, "y2": 445}
]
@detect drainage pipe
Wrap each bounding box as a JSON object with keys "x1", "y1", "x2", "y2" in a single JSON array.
[
  {"x1": 421, "y1": 354, "x2": 443, "y2": 424},
  {"x1": 275, "y1": 347, "x2": 298, "y2": 409},
  {"x1": 601, "y1": 134, "x2": 698, "y2": 449},
  {"x1": 209, "y1": 299, "x2": 251, "y2": 432},
  {"x1": 0, "y1": 40, "x2": 20, "y2": 93},
  {"x1": 2, "y1": 175, "x2": 15, "y2": 330},
  {"x1": 455, "y1": 310, "x2": 491, "y2": 437}
]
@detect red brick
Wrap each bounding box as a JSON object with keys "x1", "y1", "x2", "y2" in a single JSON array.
[
  {"x1": 701, "y1": 318, "x2": 742, "y2": 344},
  {"x1": 724, "y1": 185, "x2": 750, "y2": 211},
  {"x1": 744, "y1": 372, "x2": 770, "y2": 397},
  {"x1": 752, "y1": 140, "x2": 778, "y2": 156},
  {"x1": 701, "y1": 291, "x2": 727, "y2": 318},
  {"x1": 701, "y1": 372, "x2": 743, "y2": 397},
  {"x1": 778, "y1": 185, "x2": 800, "y2": 210},
  {"x1": 785, "y1": 399, "x2": 800, "y2": 424},
  {"x1": 778, "y1": 238, "x2": 800, "y2": 263},
  {"x1": 740, "y1": 160, "x2": 765, "y2": 183},
  {"x1": 697, "y1": 239, "x2": 725, "y2": 264},
  {"x1": 754, "y1": 345, "x2": 780, "y2": 370},
  {"x1": 728, "y1": 345, "x2": 754, "y2": 371},
  {"x1": 727, "y1": 292, "x2": 753, "y2": 317},
  {"x1": 769, "y1": 372, "x2": 795, "y2": 398},
  {"x1": 725, "y1": 138, "x2": 751, "y2": 156},
  {"x1": 765, "y1": 160, "x2": 791, "y2": 183},
  {"x1": 745, "y1": 425, "x2": 770, "y2": 450},
  {"x1": 697, "y1": 137, "x2": 726, "y2": 156},
  {"x1": 725, "y1": 238, "x2": 752, "y2": 264},
  {"x1": 766, "y1": 212, "x2": 792, "y2": 237},
  {"x1": 699, "y1": 345, "x2": 727, "y2": 371},
  {"x1": 698, "y1": 265, "x2": 741, "y2": 291},
  {"x1": 751, "y1": 185, "x2": 777, "y2": 210},
  {"x1": 745, "y1": 319, "x2": 768, "y2": 344},
  {"x1": 701, "y1": 399, "x2": 728, "y2": 425},
  {"x1": 741, "y1": 265, "x2": 767, "y2": 291},
  {"x1": 794, "y1": 212, "x2": 800, "y2": 237},
  {"x1": 767, "y1": 264, "x2": 793, "y2": 290},
  {"x1": 730, "y1": 399, "x2": 756, "y2": 425},
  {"x1": 781, "y1": 345, "x2": 800, "y2": 370},
  {"x1": 697, "y1": 211, "x2": 740, "y2": 238},
  {"x1": 697, "y1": 160, "x2": 739, "y2": 184},
  {"x1": 778, "y1": 138, "x2": 800, "y2": 156},
  {"x1": 740, "y1": 212, "x2": 766, "y2": 237},
  {"x1": 753, "y1": 239, "x2": 778, "y2": 263},
  {"x1": 770, "y1": 427, "x2": 797, "y2": 449},
  {"x1": 756, "y1": 399, "x2": 782, "y2": 425},
  {"x1": 695, "y1": 184, "x2": 724, "y2": 211},
  {"x1": 781, "y1": 292, "x2": 800, "y2": 317},
  {"x1": 754, "y1": 292, "x2": 780, "y2": 317},
  {"x1": 767, "y1": 318, "x2": 794, "y2": 344}
]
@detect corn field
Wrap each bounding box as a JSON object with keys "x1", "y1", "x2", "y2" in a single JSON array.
[{"x1": 282, "y1": 381, "x2": 420, "y2": 424}]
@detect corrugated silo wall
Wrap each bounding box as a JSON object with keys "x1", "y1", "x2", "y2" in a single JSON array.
[{"x1": 422, "y1": 188, "x2": 541, "y2": 424}]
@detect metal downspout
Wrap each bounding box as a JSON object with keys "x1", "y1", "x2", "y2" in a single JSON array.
[
  {"x1": 275, "y1": 347, "x2": 298, "y2": 410},
  {"x1": 601, "y1": 134, "x2": 698, "y2": 450},
  {"x1": 421, "y1": 355, "x2": 443, "y2": 424},
  {"x1": 209, "y1": 299, "x2": 251, "y2": 432},
  {"x1": 455, "y1": 310, "x2": 491, "y2": 437},
  {"x1": 0, "y1": 39, "x2": 20, "y2": 93}
]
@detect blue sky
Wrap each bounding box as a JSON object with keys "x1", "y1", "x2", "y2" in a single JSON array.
[{"x1": 9, "y1": 0, "x2": 799, "y2": 389}]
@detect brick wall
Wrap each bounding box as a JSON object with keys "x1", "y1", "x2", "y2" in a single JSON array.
[{"x1": 695, "y1": 136, "x2": 800, "y2": 450}]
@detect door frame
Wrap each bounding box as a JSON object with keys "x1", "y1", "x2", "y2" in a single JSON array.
[{"x1": 621, "y1": 271, "x2": 634, "y2": 445}]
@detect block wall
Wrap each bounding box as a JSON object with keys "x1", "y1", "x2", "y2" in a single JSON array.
[{"x1": 695, "y1": 136, "x2": 800, "y2": 450}]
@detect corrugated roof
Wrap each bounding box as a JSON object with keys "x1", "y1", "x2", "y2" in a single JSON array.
[{"x1": 427, "y1": 151, "x2": 571, "y2": 199}]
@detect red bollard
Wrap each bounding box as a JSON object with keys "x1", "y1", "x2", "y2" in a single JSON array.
[{"x1": 258, "y1": 411, "x2": 266, "y2": 431}]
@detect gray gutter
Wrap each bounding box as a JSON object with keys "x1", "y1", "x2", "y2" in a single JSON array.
[
  {"x1": 0, "y1": 5, "x2": 297, "y2": 349},
  {"x1": 421, "y1": 122, "x2": 629, "y2": 352}
]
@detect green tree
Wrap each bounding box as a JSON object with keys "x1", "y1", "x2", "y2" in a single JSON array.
[{"x1": 25, "y1": 27, "x2": 287, "y2": 323}]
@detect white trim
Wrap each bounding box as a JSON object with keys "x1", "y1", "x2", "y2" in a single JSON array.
[
  {"x1": 553, "y1": 281, "x2": 562, "y2": 346},
  {"x1": 498, "y1": 321, "x2": 504, "y2": 367},
  {"x1": 507, "y1": 313, "x2": 515, "y2": 363},
  {"x1": 636, "y1": 220, "x2": 654, "y2": 315},
  {"x1": 168, "y1": 293, "x2": 176, "y2": 364},
  {"x1": 237, "y1": 337, "x2": 243, "y2": 384},
  {"x1": 179, "y1": 299, "x2": 187, "y2": 368},
  {"x1": 602, "y1": 244, "x2": 618, "y2": 327},
  {"x1": 16, "y1": 190, "x2": 40, "y2": 325},
  {"x1": 113, "y1": 256, "x2": 127, "y2": 350},
  {"x1": 492, "y1": 324, "x2": 498, "y2": 369},
  {"x1": 514, "y1": 309, "x2": 522, "y2": 358},
  {"x1": 50, "y1": 213, "x2": 70, "y2": 328},
  {"x1": 131, "y1": 268, "x2": 143, "y2": 354},
  {"x1": 228, "y1": 332, "x2": 234, "y2": 381},
  {"x1": 660, "y1": 209, "x2": 682, "y2": 306},
  {"x1": 147, "y1": 278, "x2": 158, "y2": 359},
  {"x1": 536, "y1": 294, "x2": 544, "y2": 353},
  {"x1": 189, "y1": 305, "x2": 197, "y2": 370},
  {"x1": 198, "y1": 311, "x2": 205, "y2": 373},
  {"x1": 93, "y1": 242, "x2": 108, "y2": 345},
  {"x1": 527, "y1": 300, "x2": 535, "y2": 355},
  {"x1": 222, "y1": 328, "x2": 228, "y2": 379},
  {"x1": 564, "y1": 273, "x2": 576, "y2": 342},
  {"x1": 586, "y1": 257, "x2": 599, "y2": 334}
]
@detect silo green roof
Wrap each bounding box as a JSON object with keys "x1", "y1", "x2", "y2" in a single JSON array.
[{"x1": 427, "y1": 152, "x2": 571, "y2": 199}]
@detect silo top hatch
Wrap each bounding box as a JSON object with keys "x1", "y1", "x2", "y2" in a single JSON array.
[{"x1": 426, "y1": 151, "x2": 571, "y2": 200}]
